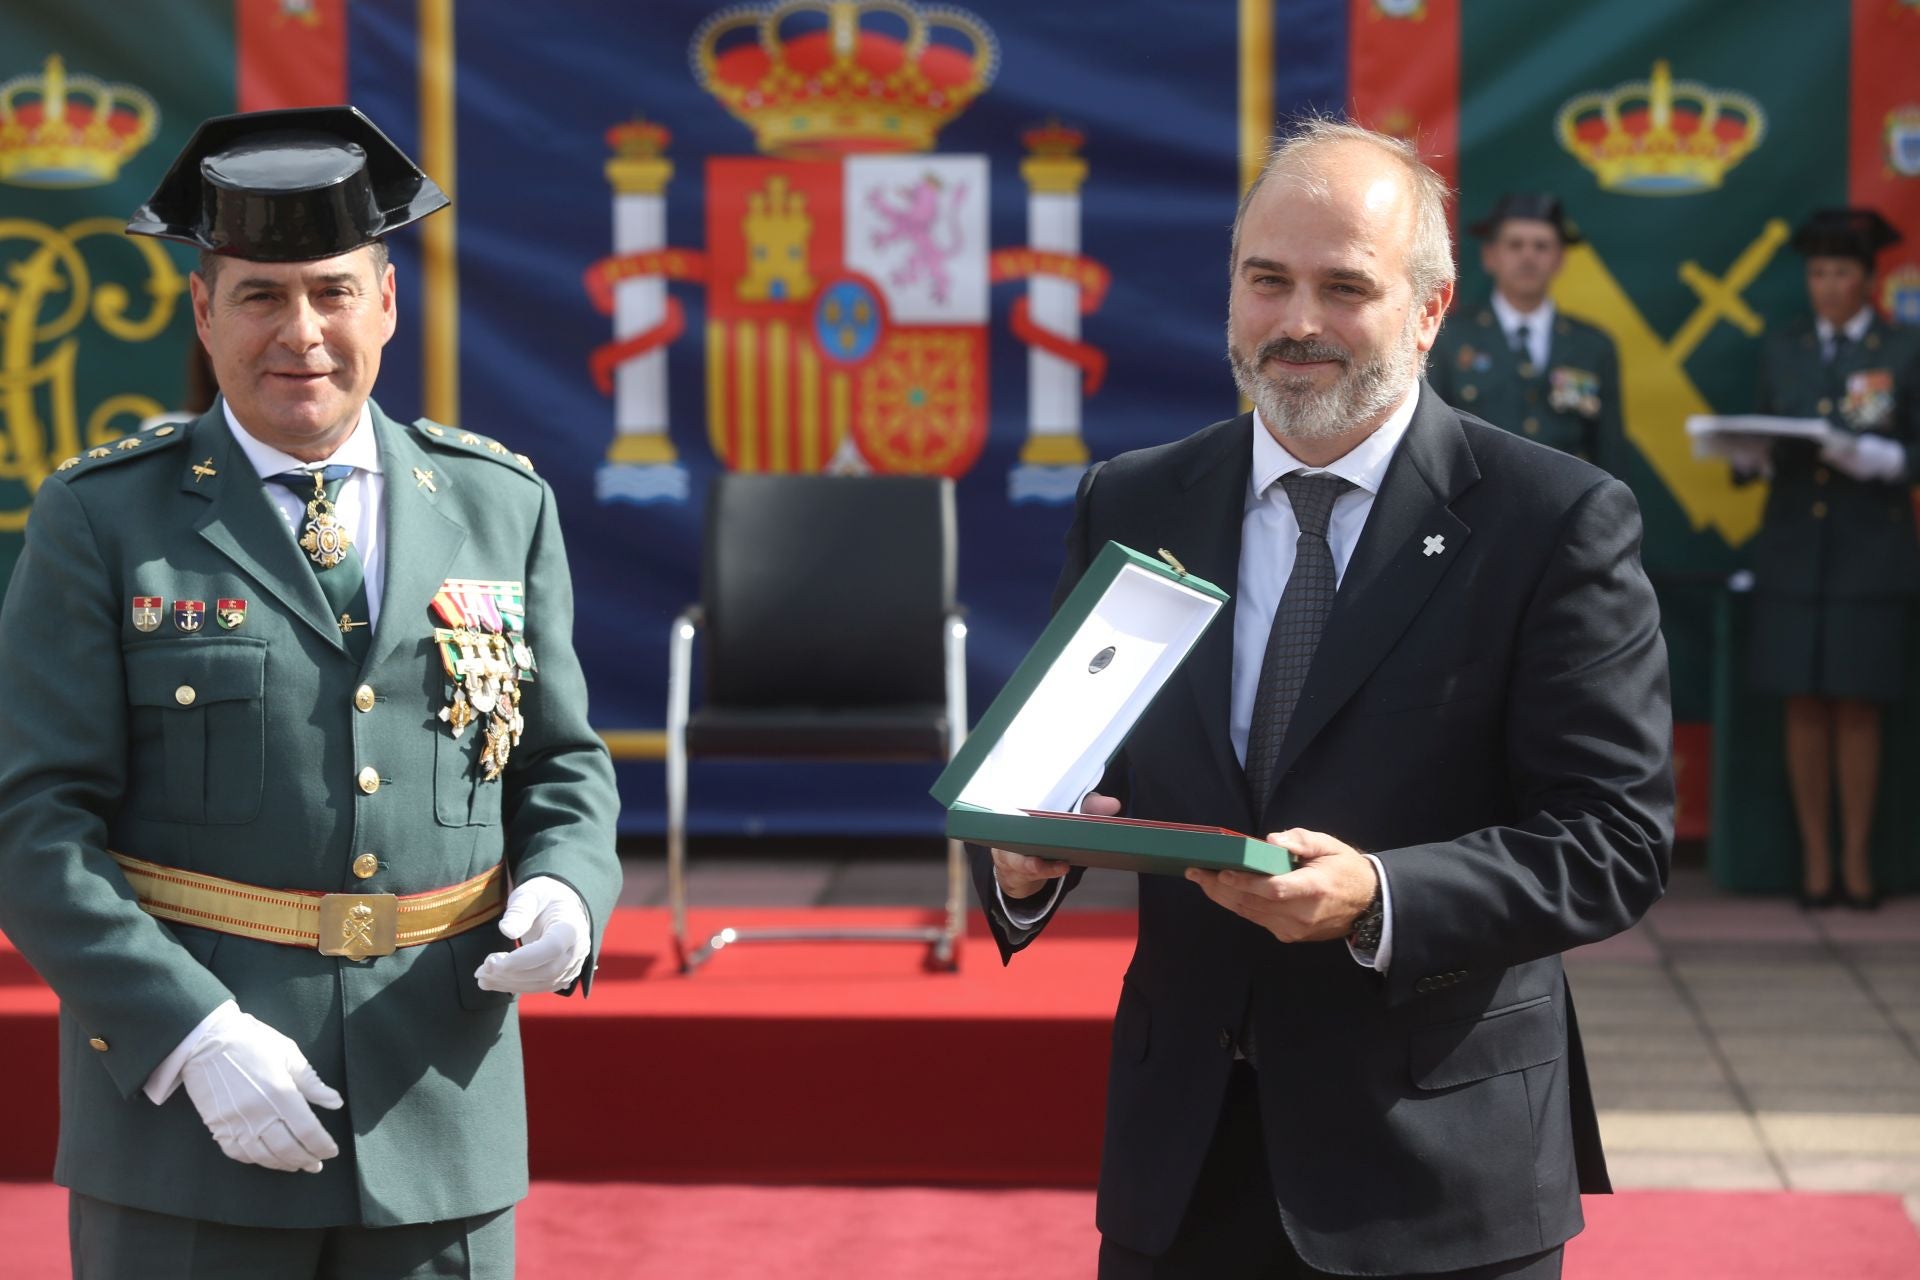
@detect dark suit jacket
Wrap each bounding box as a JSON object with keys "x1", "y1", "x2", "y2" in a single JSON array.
[{"x1": 972, "y1": 385, "x2": 1673, "y2": 1274}]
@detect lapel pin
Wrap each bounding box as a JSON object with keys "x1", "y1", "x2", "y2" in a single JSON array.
[
  {"x1": 173, "y1": 600, "x2": 205, "y2": 633},
  {"x1": 217, "y1": 598, "x2": 248, "y2": 630},
  {"x1": 413, "y1": 467, "x2": 437, "y2": 492},
  {"x1": 1423, "y1": 535, "x2": 1447, "y2": 557},
  {"x1": 131, "y1": 597, "x2": 162, "y2": 633},
  {"x1": 191, "y1": 458, "x2": 218, "y2": 483}
]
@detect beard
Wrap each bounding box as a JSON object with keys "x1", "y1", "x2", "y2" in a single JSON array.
[{"x1": 1229, "y1": 308, "x2": 1423, "y2": 441}]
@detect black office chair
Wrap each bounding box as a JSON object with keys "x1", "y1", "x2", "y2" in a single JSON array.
[{"x1": 666, "y1": 473, "x2": 968, "y2": 972}]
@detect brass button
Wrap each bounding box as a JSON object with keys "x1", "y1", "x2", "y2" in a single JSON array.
[
  {"x1": 352, "y1": 852, "x2": 380, "y2": 880},
  {"x1": 1817, "y1": 398, "x2": 1833, "y2": 415},
  {"x1": 88, "y1": 1037, "x2": 109, "y2": 1052},
  {"x1": 354, "y1": 684, "x2": 376, "y2": 713},
  {"x1": 1813, "y1": 501, "x2": 1828, "y2": 518},
  {"x1": 1815, "y1": 468, "x2": 1830, "y2": 485},
  {"x1": 1460, "y1": 385, "x2": 1479, "y2": 402},
  {"x1": 357, "y1": 766, "x2": 381, "y2": 795},
  {"x1": 1518, "y1": 363, "x2": 1536, "y2": 379},
  {"x1": 1522, "y1": 417, "x2": 1540, "y2": 435},
  {"x1": 174, "y1": 685, "x2": 196, "y2": 706}
]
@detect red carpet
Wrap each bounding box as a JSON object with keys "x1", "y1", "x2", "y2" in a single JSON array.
[
  {"x1": 4, "y1": 1183, "x2": 1918, "y2": 1278},
  {"x1": 1, "y1": 907, "x2": 1132, "y2": 1184}
]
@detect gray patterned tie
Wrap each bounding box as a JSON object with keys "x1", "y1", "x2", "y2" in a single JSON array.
[{"x1": 1244, "y1": 471, "x2": 1352, "y2": 810}]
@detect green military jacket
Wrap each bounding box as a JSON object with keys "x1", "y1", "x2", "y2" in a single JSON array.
[
  {"x1": 1747, "y1": 314, "x2": 1920, "y2": 598},
  {"x1": 1428, "y1": 303, "x2": 1627, "y2": 479},
  {"x1": 0, "y1": 401, "x2": 621, "y2": 1228}
]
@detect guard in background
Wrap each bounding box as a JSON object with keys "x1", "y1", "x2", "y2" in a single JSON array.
[
  {"x1": 0, "y1": 108, "x2": 622, "y2": 1277},
  {"x1": 1428, "y1": 193, "x2": 1627, "y2": 478},
  {"x1": 1740, "y1": 209, "x2": 1920, "y2": 910}
]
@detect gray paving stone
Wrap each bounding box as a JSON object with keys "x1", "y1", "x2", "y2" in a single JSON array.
[
  {"x1": 1587, "y1": 1082, "x2": 1748, "y2": 1112},
  {"x1": 1741, "y1": 1084, "x2": 1920, "y2": 1114},
  {"x1": 1601, "y1": 1151, "x2": 1784, "y2": 1191},
  {"x1": 1778, "y1": 1153, "x2": 1920, "y2": 1194}
]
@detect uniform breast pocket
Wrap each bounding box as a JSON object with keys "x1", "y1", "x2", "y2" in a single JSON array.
[
  {"x1": 123, "y1": 638, "x2": 268, "y2": 825},
  {"x1": 434, "y1": 689, "x2": 503, "y2": 828}
]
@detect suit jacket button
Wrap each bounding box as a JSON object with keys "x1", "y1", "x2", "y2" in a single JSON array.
[
  {"x1": 1217, "y1": 1028, "x2": 1233, "y2": 1051},
  {"x1": 354, "y1": 684, "x2": 376, "y2": 713},
  {"x1": 88, "y1": 1037, "x2": 109, "y2": 1052},
  {"x1": 357, "y1": 766, "x2": 381, "y2": 795},
  {"x1": 352, "y1": 852, "x2": 380, "y2": 880},
  {"x1": 1817, "y1": 398, "x2": 1833, "y2": 415},
  {"x1": 174, "y1": 685, "x2": 196, "y2": 706},
  {"x1": 1415, "y1": 977, "x2": 1433, "y2": 993},
  {"x1": 1523, "y1": 418, "x2": 1540, "y2": 435}
]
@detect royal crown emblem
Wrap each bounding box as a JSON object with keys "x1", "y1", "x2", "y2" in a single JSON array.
[
  {"x1": 0, "y1": 54, "x2": 158, "y2": 189},
  {"x1": 692, "y1": 0, "x2": 998, "y2": 159},
  {"x1": 1555, "y1": 59, "x2": 1765, "y2": 196}
]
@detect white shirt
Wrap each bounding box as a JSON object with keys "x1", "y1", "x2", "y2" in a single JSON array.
[
  {"x1": 1491, "y1": 292, "x2": 1554, "y2": 371},
  {"x1": 224, "y1": 398, "x2": 387, "y2": 629},
  {"x1": 1816, "y1": 307, "x2": 1874, "y2": 363},
  {"x1": 1001, "y1": 386, "x2": 1422, "y2": 972}
]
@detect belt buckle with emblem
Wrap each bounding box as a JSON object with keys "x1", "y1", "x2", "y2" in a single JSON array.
[{"x1": 318, "y1": 893, "x2": 398, "y2": 960}]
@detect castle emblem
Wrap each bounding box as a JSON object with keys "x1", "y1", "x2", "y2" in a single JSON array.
[{"x1": 1555, "y1": 59, "x2": 1765, "y2": 196}]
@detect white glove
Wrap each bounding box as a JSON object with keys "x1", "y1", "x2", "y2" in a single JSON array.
[
  {"x1": 1720, "y1": 434, "x2": 1773, "y2": 478},
  {"x1": 474, "y1": 875, "x2": 591, "y2": 993},
  {"x1": 180, "y1": 1003, "x2": 343, "y2": 1174},
  {"x1": 1821, "y1": 432, "x2": 1907, "y2": 483}
]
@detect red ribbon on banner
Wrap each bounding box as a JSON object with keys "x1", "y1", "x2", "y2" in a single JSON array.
[
  {"x1": 581, "y1": 249, "x2": 710, "y2": 315},
  {"x1": 589, "y1": 297, "x2": 687, "y2": 396},
  {"x1": 989, "y1": 248, "x2": 1112, "y2": 395}
]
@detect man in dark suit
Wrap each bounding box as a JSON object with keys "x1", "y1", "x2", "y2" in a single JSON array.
[{"x1": 976, "y1": 120, "x2": 1672, "y2": 1278}]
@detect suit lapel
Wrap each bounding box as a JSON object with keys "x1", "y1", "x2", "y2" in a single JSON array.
[
  {"x1": 186, "y1": 405, "x2": 344, "y2": 650},
  {"x1": 366, "y1": 405, "x2": 468, "y2": 673},
  {"x1": 1260, "y1": 387, "x2": 1480, "y2": 803},
  {"x1": 1163, "y1": 415, "x2": 1255, "y2": 814}
]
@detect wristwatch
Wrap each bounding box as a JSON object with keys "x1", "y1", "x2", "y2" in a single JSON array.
[{"x1": 1348, "y1": 879, "x2": 1384, "y2": 953}]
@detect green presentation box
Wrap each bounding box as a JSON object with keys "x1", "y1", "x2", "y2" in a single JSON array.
[{"x1": 932, "y1": 540, "x2": 1292, "y2": 877}]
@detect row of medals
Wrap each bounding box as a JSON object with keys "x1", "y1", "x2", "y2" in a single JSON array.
[
  {"x1": 300, "y1": 472, "x2": 531, "y2": 780},
  {"x1": 438, "y1": 629, "x2": 534, "y2": 781}
]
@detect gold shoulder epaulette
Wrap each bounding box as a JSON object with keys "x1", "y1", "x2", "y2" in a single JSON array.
[
  {"x1": 52, "y1": 420, "x2": 192, "y2": 480},
  {"x1": 411, "y1": 418, "x2": 537, "y2": 475}
]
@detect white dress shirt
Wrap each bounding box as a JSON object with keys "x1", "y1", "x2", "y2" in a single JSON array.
[
  {"x1": 1490, "y1": 292, "x2": 1554, "y2": 371},
  {"x1": 1816, "y1": 306, "x2": 1873, "y2": 363},
  {"x1": 1002, "y1": 386, "x2": 1421, "y2": 971},
  {"x1": 224, "y1": 398, "x2": 387, "y2": 629}
]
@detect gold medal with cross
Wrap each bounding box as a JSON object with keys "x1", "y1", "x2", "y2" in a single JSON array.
[{"x1": 297, "y1": 470, "x2": 354, "y2": 570}]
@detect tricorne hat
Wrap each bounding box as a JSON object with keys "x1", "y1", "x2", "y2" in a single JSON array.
[
  {"x1": 126, "y1": 105, "x2": 447, "y2": 262},
  {"x1": 1467, "y1": 192, "x2": 1583, "y2": 246},
  {"x1": 1789, "y1": 208, "x2": 1901, "y2": 269}
]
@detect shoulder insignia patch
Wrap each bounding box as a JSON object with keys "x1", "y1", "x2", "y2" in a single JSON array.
[
  {"x1": 55, "y1": 419, "x2": 193, "y2": 481},
  {"x1": 411, "y1": 418, "x2": 539, "y2": 479}
]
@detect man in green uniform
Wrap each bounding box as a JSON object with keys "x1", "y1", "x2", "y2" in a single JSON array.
[
  {"x1": 1428, "y1": 193, "x2": 1627, "y2": 478},
  {"x1": 0, "y1": 107, "x2": 622, "y2": 1277},
  {"x1": 1739, "y1": 208, "x2": 1920, "y2": 910}
]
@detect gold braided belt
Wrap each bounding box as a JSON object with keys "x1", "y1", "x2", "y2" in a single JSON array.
[{"x1": 110, "y1": 852, "x2": 506, "y2": 961}]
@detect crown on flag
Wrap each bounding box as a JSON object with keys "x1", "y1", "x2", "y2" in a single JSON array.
[
  {"x1": 1555, "y1": 59, "x2": 1765, "y2": 196},
  {"x1": 691, "y1": 0, "x2": 998, "y2": 159},
  {"x1": 0, "y1": 54, "x2": 158, "y2": 189}
]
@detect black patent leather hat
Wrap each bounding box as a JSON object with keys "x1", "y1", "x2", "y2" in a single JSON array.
[
  {"x1": 126, "y1": 105, "x2": 447, "y2": 261},
  {"x1": 1467, "y1": 192, "x2": 1583, "y2": 246},
  {"x1": 1790, "y1": 208, "x2": 1901, "y2": 268}
]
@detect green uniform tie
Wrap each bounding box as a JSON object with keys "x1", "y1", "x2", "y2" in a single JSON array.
[{"x1": 270, "y1": 466, "x2": 372, "y2": 664}]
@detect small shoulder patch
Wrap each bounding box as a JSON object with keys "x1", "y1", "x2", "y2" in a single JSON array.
[
  {"x1": 411, "y1": 418, "x2": 539, "y2": 478},
  {"x1": 54, "y1": 419, "x2": 192, "y2": 481}
]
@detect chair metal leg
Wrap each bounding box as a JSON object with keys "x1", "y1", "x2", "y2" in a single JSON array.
[
  {"x1": 665, "y1": 612, "x2": 697, "y2": 973},
  {"x1": 673, "y1": 611, "x2": 972, "y2": 976}
]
